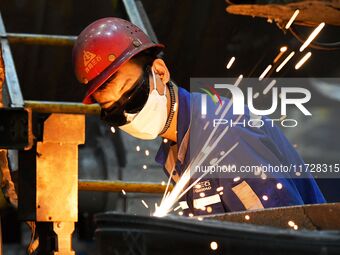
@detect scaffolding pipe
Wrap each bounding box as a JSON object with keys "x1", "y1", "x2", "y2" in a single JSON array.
[
  {"x1": 0, "y1": 33, "x2": 76, "y2": 46},
  {"x1": 78, "y1": 180, "x2": 172, "y2": 194},
  {"x1": 24, "y1": 100, "x2": 100, "y2": 115}
]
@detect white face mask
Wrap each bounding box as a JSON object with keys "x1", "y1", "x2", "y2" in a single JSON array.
[{"x1": 119, "y1": 68, "x2": 168, "y2": 140}]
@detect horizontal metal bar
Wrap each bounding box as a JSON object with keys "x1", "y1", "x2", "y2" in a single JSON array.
[
  {"x1": 78, "y1": 180, "x2": 173, "y2": 194},
  {"x1": 0, "y1": 33, "x2": 77, "y2": 46},
  {"x1": 24, "y1": 100, "x2": 100, "y2": 115}
]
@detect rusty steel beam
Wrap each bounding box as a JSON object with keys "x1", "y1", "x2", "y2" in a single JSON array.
[
  {"x1": 24, "y1": 100, "x2": 100, "y2": 115},
  {"x1": 0, "y1": 14, "x2": 24, "y2": 107},
  {"x1": 78, "y1": 179, "x2": 173, "y2": 194},
  {"x1": 226, "y1": 0, "x2": 340, "y2": 27},
  {"x1": 0, "y1": 33, "x2": 76, "y2": 46}
]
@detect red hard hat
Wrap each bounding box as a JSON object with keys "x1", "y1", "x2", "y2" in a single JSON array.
[{"x1": 73, "y1": 17, "x2": 164, "y2": 104}]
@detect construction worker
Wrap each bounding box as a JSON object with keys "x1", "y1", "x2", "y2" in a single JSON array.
[{"x1": 73, "y1": 17, "x2": 325, "y2": 216}]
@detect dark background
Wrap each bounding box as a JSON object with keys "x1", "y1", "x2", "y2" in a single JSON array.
[{"x1": 1, "y1": 0, "x2": 340, "y2": 102}]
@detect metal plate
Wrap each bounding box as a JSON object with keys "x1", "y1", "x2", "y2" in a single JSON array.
[
  {"x1": 205, "y1": 202, "x2": 340, "y2": 230},
  {"x1": 94, "y1": 211, "x2": 340, "y2": 255},
  {"x1": 36, "y1": 142, "x2": 78, "y2": 222},
  {"x1": 36, "y1": 114, "x2": 84, "y2": 222}
]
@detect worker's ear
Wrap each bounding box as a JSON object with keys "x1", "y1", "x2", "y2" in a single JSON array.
[{"x1": 151, "y1": 58, "x2": 170, "y2": 84}]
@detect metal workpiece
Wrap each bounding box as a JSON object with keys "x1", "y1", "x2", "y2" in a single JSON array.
[
  {"x1": 95, "y1": 210, "x2": 340, "y2": 255},
  {"x1": 36, "y1": 113, "x2": 84, "y2": 254},
  {"x1": 79, "y1": 179, "x2": 173, "y2": 194},
  {"x1": 0, "y1": 33, "x2": 76, "y2": 46},
  {"x1": 24, "y1": 100, "x2": 101, "y2": 115},
  {"x1": 53, "y1": 222, "x2": 75, "y2": 255},
  {"x1": 36, "y1": 114, "x2": 85, "y2": 222},
  {"x1": 204, "y1": 203, "x2": 340, "y2": 230}
]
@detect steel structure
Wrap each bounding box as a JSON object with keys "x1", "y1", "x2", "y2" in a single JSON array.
[{"x1": 0, "y1": 1, "x2": 161, "y2": 254}]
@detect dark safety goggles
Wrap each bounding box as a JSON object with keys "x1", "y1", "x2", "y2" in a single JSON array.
[{"x1": 100, "y1": 66, "x2": 151, "y2": 127}]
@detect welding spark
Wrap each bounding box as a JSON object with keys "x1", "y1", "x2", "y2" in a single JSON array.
[
  {"x1": 276, "y1": 183, "x2": 283, "y2": 190},
  {"x1": 121, "y1": 189, "x2": 126, "y2": 195},
  {"x1": 226, "y1": 56, "x2": 236, "y2": 69},
  {"x1": 279, "y1": 115, "x2": 287, "y2": 121},
  {"x1": 110, "y1": 126, "x2": 116, "y2": 133},
  {"x1": 276, "y1": 51, "x2": 295, "y2": 72},
  {"x1": 203, "y1": 121, "x2": 210, "y2": 130},
  {"x1": 262, "y1": 80, "x2": 276, "y2": 95},
  {"x1": 214, "y1": 101, "x2": 224, "y2": 116},
  {"x1": 210, "y1": 241, "x2": 218, "y2": 250},
  {"x1": 285, "y1": 9, "x2": 300, "y2": 29},
  {"x1": 216, "y1": 186, "x2": 223, "y2": 192},
  {"x1": 273, "y1": 46, "x2": 288, "y2": 63},
  {"x1": 143, "y1": 164, "x2": 147, "y2": 170},
  {"x1": 178, "y1": 211, "x2": 183, "y2": 216},
  {"x1": 145, "y1": 150, "x2": 150, "y2": 156},
  {"x1": 160, "y1": 167, "x2": 175, "y2": 205},
  {"x1": 288, "y1": 220, "x2": 295, "y2": 227},
  {"x1": 177, "y1": 142, "x2": 240, "y2": 206},
  {"x1": 174, "y1": 205, "x2": 181, "y2": 211},
  {"x1": 253, "y1": 92, "x2": 260, "y2": 99},
  {"x1": 245, "y1": 215, "x2": 250, "y2": 220},
  {"x1": 141, "y1": 200, "x2": 149, "y2": 208},
  {"x1": 295, "y1": 52, "x2": 312, "y2": 70},
  {"x1": 280, "y1": 46, "x2": 288, "y2": 52},
  {"x1": 259, "y1": 64, "x2": 272, "y2": 81},
  {"x1": 155, "y1": 84, "x2": 241, "y2": 217},
  {"x1": 154, "y1": 167, "x2": 191, "y2": 217},
  {"x1": 136, "y1": 145, "x2": 141, "y2": 152},
  {"x1": 300, "y1": 22, "x2": 325, "y2": 52},
  {"x1": 233, "y1": 176, "x2": 241, "y2": 182},
  {"x1": 234, "y1": 74, "x2": 243, "y2": 87},
  {"x1": 262, "y1": 195, "x2": 268, "y2": 201},
  {"x1": 163, "y1": 138, "x2": 168, "y2": 143},
  {"x1": 154, "y1": 115, "x2": 241, "y2": 217}
]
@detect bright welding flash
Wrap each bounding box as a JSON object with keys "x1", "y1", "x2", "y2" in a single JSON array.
[{"x1": 299, "y1": 22, "x2": 325, "y2": 52}]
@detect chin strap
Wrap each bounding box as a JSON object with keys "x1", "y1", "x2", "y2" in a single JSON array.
[{"x1": 159, "y1": 80, "x2": 175, "y2": 135}]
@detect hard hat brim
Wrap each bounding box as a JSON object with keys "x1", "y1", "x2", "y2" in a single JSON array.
[{"x1": 82, "y1": 43, "x2": 164, "y2": 104}]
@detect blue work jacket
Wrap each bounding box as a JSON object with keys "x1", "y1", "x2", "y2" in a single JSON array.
[{"x1": 155, "y1": 86, "x2": 325, "y2": 216}]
